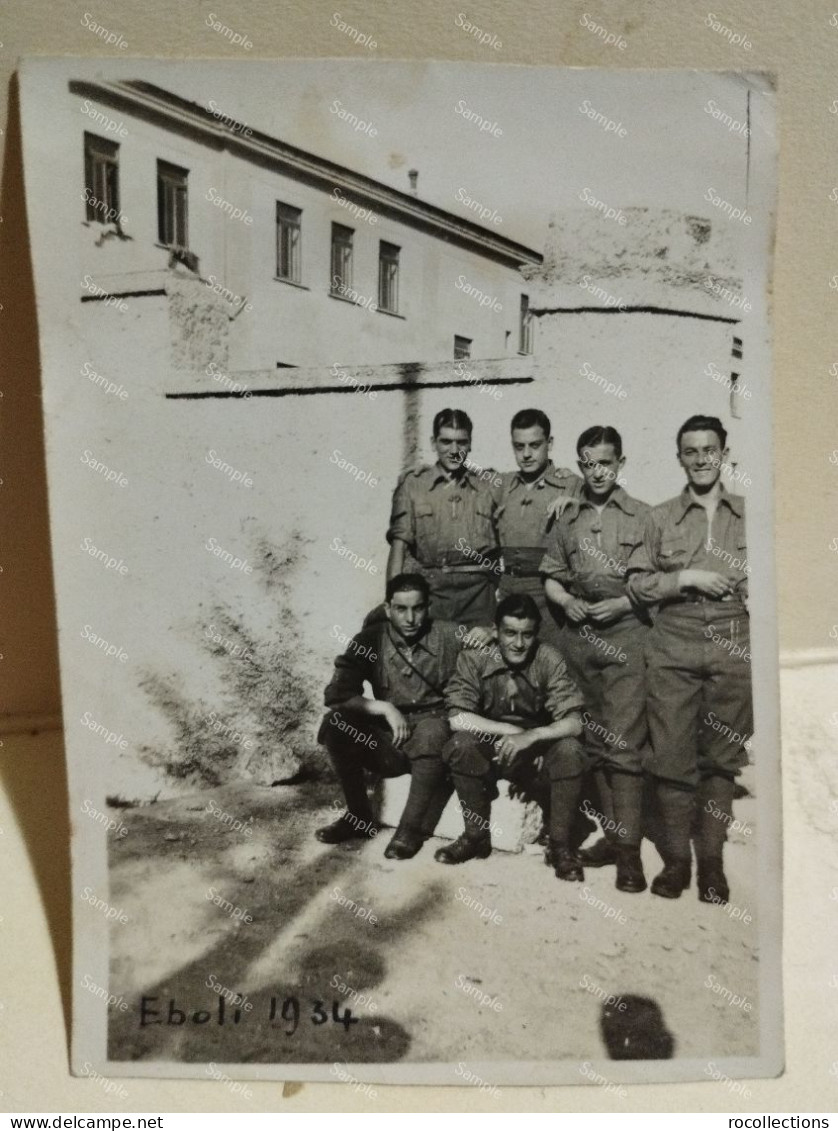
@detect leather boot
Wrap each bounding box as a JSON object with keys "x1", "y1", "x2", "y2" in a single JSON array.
[
  {"x1": 575, "y1": 767, "x2": 615, "y2": 864},
  {"x1": 315, "y1": 812, "x2": 379, "y2": 844},
  {"x1": 549, "y1": 774, "x2": 582, "y2": 842},
  {"x1": 434, "y1": 769, "x2": 493, "y2": 864},
  {"x1": 399, "y1": 757, "x2": 448, "y2": 837},
  {"x1": 576, "y1": 838, "x2": 618, "y2": 867},
  {"x1": 697, "y1": 856, "x2": 729, "y2": 904},
  {"x1": 383, "y1": 825, "x2": 426, "y2": 860},
  {"x1": 319, "y1": 743, "x2": 376, "y2": 841},
  {"x1": 695, "y1": 774, "x2": 734, "y2": 904},
  {"x1": 650, "y1": 857, "x2": 691, "y2": 899},
  {"x1": 419, "y1": 777, "x2": 454, "y2": 839},
  {"x1": 547, "y1": 838, "x2": 584, "y2": 881},
  {"x1": 650, "y1": 782, "x2": 695, "y2": 899},
  {"x1": 615, "y1": 844, "x2": 647, "y2": 893},
  {"x1": 611, "y1": 772, "x2": 646, "y2": 891},
  {"x1": 434, "y1": 832, "x2": 492, "y2": 865}
]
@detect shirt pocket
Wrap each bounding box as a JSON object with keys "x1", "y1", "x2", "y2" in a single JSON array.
[
  {"x1": 658, "y1": 530, "x2": 688, "y2": 567},
  {"x1": 731, "y1": 538, "x2": 750, "y2": 586},
  {"x1": 375, "y1": 657, "x2": 392, "y2": 698},
  {"x1": 473, "y1": 499, "x2": 497, "y2": 545},
  {"x1": 613, "y1": 538, "x2": 637, "y2": 578},
  {"x1": 565, "y1": 538, "x2": 586, "y2": 575},
  {"x1": 412, "y1": 502, "x2": 437, "y2": 556}
]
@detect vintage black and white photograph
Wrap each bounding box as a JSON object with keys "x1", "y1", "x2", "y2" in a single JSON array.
[{"x1": 18, "y1": 56, "x2": 780, "y2": 1088}]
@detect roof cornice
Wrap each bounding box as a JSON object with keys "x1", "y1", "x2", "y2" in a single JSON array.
[{"x1": 69, "y1": 78, "x2": 543, "y2": 271}]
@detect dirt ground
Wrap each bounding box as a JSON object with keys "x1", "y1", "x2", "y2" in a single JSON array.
[{"x1": 107, "y1": 777, "x2": 759, "y2": 1071}]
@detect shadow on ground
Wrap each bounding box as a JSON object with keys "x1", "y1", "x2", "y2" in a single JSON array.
[{"x1": 107, "y1": 781, "x2": 445, "y2": 1063}]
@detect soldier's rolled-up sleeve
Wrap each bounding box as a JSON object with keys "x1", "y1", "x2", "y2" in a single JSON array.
[
  {"x1": 625, "y1": 511, "x2": 682, "y2": 607},
  {"x1": 543, "y1": 652, "x2": 584, "y2": 723},
  {"x1": 386, "y1": 477, "x2": 415, "y2": 548},
  {"x1": 444, "y1": 650, "x2": 484, "y2": 715}
]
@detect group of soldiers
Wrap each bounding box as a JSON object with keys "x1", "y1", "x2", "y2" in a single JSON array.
[{"x1": 315, "y1": 407, "x2": 753, "y2": 904}]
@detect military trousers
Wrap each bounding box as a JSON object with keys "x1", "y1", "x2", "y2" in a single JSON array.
[
  {"x1": 560, "y1": 614, "x2": 649, "y2": 775},
  {"x1": 644, "y1": 603, "x2": 753, "y2": 789}
]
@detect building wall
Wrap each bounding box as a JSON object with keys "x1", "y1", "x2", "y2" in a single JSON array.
[
  {"x1": 526, "y1": 312, "x2": 747, "y2": 485},
  {"x1": 62, "y1": 303, "x2": 742, "y2": 802},
  {"x1": 72, "y1": 85, "x2": 533, "y2": 373}
]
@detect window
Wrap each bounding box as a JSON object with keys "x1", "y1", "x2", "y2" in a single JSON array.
[
  {"x1": 84, "y1": 133, "x2": 120, "y2": 223},
  {"x1": 454, "y1": 335, "x2": 472, "y2": 360},
  {"x1": 331, "y1": 223, "x2": 354, "y2": 293},
  {"x1": 519, "y1": 294, "x2": 534, "y2": 354},
  {"x1": 157, "y1": 160, "x2": 189, "y2": 249},
  {"x1": 276, "y1": 202, "x2": 302, "y2": 282},
  {"x1": 378, "y1": 241, "x2": 400, "y2": 314}
]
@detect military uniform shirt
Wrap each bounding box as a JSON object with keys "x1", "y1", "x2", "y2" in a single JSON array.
[
  {"x1": 445, "y1": 641, "x2": 584, "y2": 728},
  {"x1": 539, "y1": 486, "x2": 650, "y2": 602},
  {"x1": 496, "y1": 462, "x2": 584, "y2": 548},
  {"x1": 324, "y1": 619, "x2": 461, "y2": 713},
  {"x1": 626, "y1": 486, "x2": 748, "y2": 608},
  {"x1": 387, "y1": 463, "x2": 499, "y2": 568}
]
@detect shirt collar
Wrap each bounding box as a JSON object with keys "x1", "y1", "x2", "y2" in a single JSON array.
[
  {"x1": 507, "y1": 460, "x2": 570, "y2": 493},
  {"x1": 674, "y1": 483, "x2": 743, "y2": 523},
  {"x1": 569, "y1": 485, "x2": 637, "y2": 518},
  {"x1": 429, "y1": 462, "x2": 476, "y2": 490},
  {"x1": 386, "y1": 620, "x2": 437, "y2": 654}
]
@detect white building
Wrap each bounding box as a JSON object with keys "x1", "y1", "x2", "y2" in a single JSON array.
[{"x1": 72, "y1": 78, "x2": 541, "y2": 371}]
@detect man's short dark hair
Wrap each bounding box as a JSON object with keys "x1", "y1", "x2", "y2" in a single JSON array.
[
  {"x1": 386, "y1": 573, "x2": 430, "y2": 603},
  {"x1": 677, "y1": 414, "x2": 728, "y2": 451},
  {"x1": 577, "y1": 425, "x2": 623, "y2": 459},
  {"x1": 433, "y1": 408, "x2": 473, "y2": 438},
  {"x1": 510, "y1": 409, "x2": 551, "y2": 439},
  {"x1": 495, "y1": 593, "x2": 542, "y2": 628}
]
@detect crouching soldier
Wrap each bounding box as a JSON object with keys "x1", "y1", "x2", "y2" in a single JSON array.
[
  {"x1": 316, "y1": 573, "x2": 460, "y2": 860},
  {"x1": 540, "y1": 426, "x2": 651, "y2": 894},
  {"x1": 434, "y1": 593, "x2": 587, "y2": 881},
  {"x1": 626, "y1": 415, "x2": 752, "y2": 903}
]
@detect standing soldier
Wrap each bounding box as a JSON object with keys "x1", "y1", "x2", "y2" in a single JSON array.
[
  {"x1": 386, "y1": 408, "x2": 500, "y2": 631},
  {"x1": 316, "y1": 573, "x2": 460, "y2": 860},
  {"x1": 434, "y1": 593, "x2": 587, "y2": 882},
  {"x1": 626, "y1": 414, "x2": 752, "y2": 903},
  {"x1": 495, "y1": 409, "x2": 583, "y2": 649},
  {"x1": 540, "y1": 426, "x2": 652, "y2": 894}
]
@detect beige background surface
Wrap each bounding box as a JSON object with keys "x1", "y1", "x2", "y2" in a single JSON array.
[{"x1": 0, "y1": 0, "x2": 835, "y2": 1114}]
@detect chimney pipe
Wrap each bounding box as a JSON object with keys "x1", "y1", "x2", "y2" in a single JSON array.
[{"x1": 408, "y1": 169, "x2": 418, "y2": 196}]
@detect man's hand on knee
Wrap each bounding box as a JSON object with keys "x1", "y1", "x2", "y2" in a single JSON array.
[
  {"x1": 494, "y1": 731, "x2": 537, "y2": 768},
  {"x1": 379, "y1": 702, "x2": 409, "y2": 746}
]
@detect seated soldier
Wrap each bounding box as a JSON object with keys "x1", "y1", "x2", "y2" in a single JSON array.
[
  {"x1": 316, "y1": 573, "x2": 461, "y2": 860},
  {"x1": 434, "y1": 593, "x2": 587, "y2": 881}
]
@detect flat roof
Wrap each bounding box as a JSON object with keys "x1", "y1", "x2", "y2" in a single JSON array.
[{"x1": 69, "y1": 79, "x2": 543, "y2": 272}]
